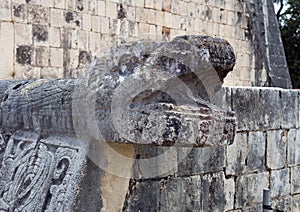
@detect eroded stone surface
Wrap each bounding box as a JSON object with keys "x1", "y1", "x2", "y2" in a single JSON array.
[
  {"x1": 178, "y1": 146, "x2": 225, "y2": 176},
  {"x1": 292, "y1": 195, "x2": 300, "y2": 211},
  {"x1": 226, "y1": 132, "x2": 248, "y2": 176},
  {"x1": 271, "y1": 168, "x2": 290, "y2": 198},
  {"x1": 231, "y1": 87, "x2": 259, "y2": 131},
  {"x1": 291, "y1": 166, "x2": 300, "y2": 194},
  {"x1": 77, "y1": 35, "x2": 236, "y2": 147},
  {"x1": 288, "y1": 129, "x2": 300, "y2": 166},
  {"x1": 0, "y1": 35, "x2": 238, "y2": 211},
  {"x1": 160, "y1": 176, "x2": 202, "y2": 211},
  {"x1": 247, "y1": 131, "x2": 265, "y2": 172},
  {"x1": 281, "y1": 90, "x2": 299, "y2": 129},
  {"x1": 260, "y1": 88, "x2": 281, "y2": 130},
  {"x1": 0, "y1": 130, "x2": 86, "y2": 211},
  {"x1": 272, "y1": 196, "x2": 292, "y2": 212},
  {"x1": 1, "y1": 35, "x2": 237, "y2": 147},
  {"x1": 235, "y1": 172, "x2": 269, "y2": 208},
  {"x1": 266, "y1": 130, "x2": 286, "y2": 170}
]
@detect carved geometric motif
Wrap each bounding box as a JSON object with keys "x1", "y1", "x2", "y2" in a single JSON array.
[{"x1": 0, "y1": 131, "x2": 86, "y2": 211}]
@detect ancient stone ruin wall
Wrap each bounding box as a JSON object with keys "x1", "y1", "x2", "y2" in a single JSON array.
[
  {"x1": 0, "y1": 81, "x2": 299, "y2": 210},
  {"x1": 121, "y1": 87, "x2": 300, "y2": 211},
  {"x1": 0, "y1": 0, "x2": 291, "y2": 88}
]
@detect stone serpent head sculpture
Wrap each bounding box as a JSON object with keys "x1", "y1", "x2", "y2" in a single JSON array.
[
  {"x1": 0, "y1": 35, "x2": 236, "y2": 148},
  {"x1": 73, "y1": 35, "x2": 236, "y2": 147}
]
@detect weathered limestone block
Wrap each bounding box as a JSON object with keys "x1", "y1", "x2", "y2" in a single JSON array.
[
  {"x1": 281, "y1": 90, "x2": 299, "y2": 129},
  {"x1": 266, "y1": 130, "x2": 286, "y2": 170},
  {"x1": 226, "y1": 131, "x2": 266, "y2": 175},
  {"x1": 235, "y1": 172, "x2": 269, "y2": 208},
  {"x1": 272, "y1": 196, "x2": 292, "y2": 212},
  {"x1": 288, "y1": 129, "x2": 300, "y2": 166},
  {"x1": 291, "y1": 166, "x2": 300, "y2": 194},
  {"x1": 132, "y1": 145, "x2": 178, "y2": 179},
  {"x1": 72, "y1": 158, "x2": 103, "y2": 211},
  {"x1": 247, "y1": 131, "x2": 266, "y2": 172},
  {"x1": 0, "y1": 0, "x2": 11, "y2": 21},
  {"x1": 159, "y1": 176, "x2": 202, "y2": 212},
  {"x1": 292, "y1": 194, "x2": 300, "y2": 211},
  {"x1": 0, "y1": 22, "x2": 14, "y2": 79},
  {"x1": 123, "y1": 180, "x2": 160, "y2": 211},
  {"x1": 178, "y1": 146, "x2": 225, "y2": 176},
  {"x1": 226, "y1": 132, "x2": 248, "y2": 176},
  {"x1": 260, "y1": 88, "x2": 281, "y2": 130},
  {"x1": 124, "y1": 172, "x2": 234, "y2": 211},
  {"x1": 231, "y1": 87, "x2": 260, "y2": 131},
  {"x1": 201, "y1": 172, "x2": 235, "y2": 211},
  {"x1": 270, "y1": 168, "x2": 290, "y2": 198},
  {"x1": 210, "y1": 86, "x2": 232, "y2": 115}
]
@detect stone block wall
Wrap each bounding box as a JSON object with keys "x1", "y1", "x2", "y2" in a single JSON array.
[
  {"x1": 0, "y1": 82, "x2": 298, "y2": 210},
  {"x1": 225, "y1": 87, "x2": 300, "y2": 211},
  {"x1": 0, "y1": 0, "x2": 291, "y2": 88},
  {"x1": 120, "y1": 87, "x2": 300, "y2": 211}
]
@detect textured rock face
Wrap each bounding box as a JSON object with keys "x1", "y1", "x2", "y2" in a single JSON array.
[
  {"x1": 0, "y1": 131, "x2": 86, "y2": 211},
  {"x1": 1, "y1": 35, "x2": 236, "y2": 147},
  {"x1": 0, "y1": 38, "x2": 299, "y2": 211},
  {"x1": 0, "y1": 35, "x2": 237, "y2": 211},
  {"x1": 75, "y1": 35, "x2": 236, "y2": 147},
  {"x1": 0, "y1": 0, "x2": 291, "y2": 88}
]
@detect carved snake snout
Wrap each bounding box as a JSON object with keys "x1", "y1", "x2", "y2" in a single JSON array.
[{"x1": 125, "y1": 91, "x2": 236, "y2": 147}]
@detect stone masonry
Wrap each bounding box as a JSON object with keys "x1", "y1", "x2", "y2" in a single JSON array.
[
  {"x1": 0, "y1": 0, "x2": 291, "y2": 88},
  {"x1": 0, "y1": 0, "x2": 298, "y2": 211},
  {"x1": 1, "y1": 84, "x2": 298, "y2": 211},
  {"x1": 120, "y1": 87, "x2": 300, "y2": 211},
  {"x1": 0, "y1": 34, "x2": 299, "y2": 210}
]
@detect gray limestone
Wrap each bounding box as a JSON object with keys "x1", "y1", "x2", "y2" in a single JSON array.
[
  {"x1": 160, "y1": 176, "x2": 202, "y2": 212},
  {"x1": 292, "y1": 195, "x2": 300, "y2": 211},
  {"x1": 0, "y1": 130, "x2": 86, "y2": 211},
  {"x1": 281, "y1": 90, "x2": 299, "y2": 129},
  {"x1": 132, "y1": 145, "x2": 178, "y2": 179},
  {"x1": 0, "y1": 35, "x2": 238, "y2": 211},
  {"x1": 247, "y1": 131, "x2": 266, "y2": 172},
  {"x1": 226, "y1": 132, "x2": 248, "y2": 176},
  {"x1": 272, "y1": 196, "x2": 292, "y2": 212},
  {"x1": 271, "y1": 168, "x2": 290, "y2": 198},
  {"x1": 235, "y1": 172, "x2": 269, "y2": 208},
  {"x1": 201, "y1": 172, "x2": 234, "y2": 211},
  {"x1": 123, "y1": 180, "x2": 160, "y2": 211},
  {"x1": 266, "y1": 130, "x2": 286, "y2": 170},
  {"x1": 259, "y1": 88, "x2": 281, "y2": 130},
  {"x1": 288, "y1": 129, "x2": 300, "y2": 166},
  {"x1": 291, "y1": 166, "x2": 300, "y2": 194},
  {"x1": 0, "y1": 30, "x2": 299, "y2": 211},
  {"x1": 178, "y1": 146, "x2": 225, "y2": 176},
  {"x1": 231, "y1": 87, "x2": 260, "y2": 131}
]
